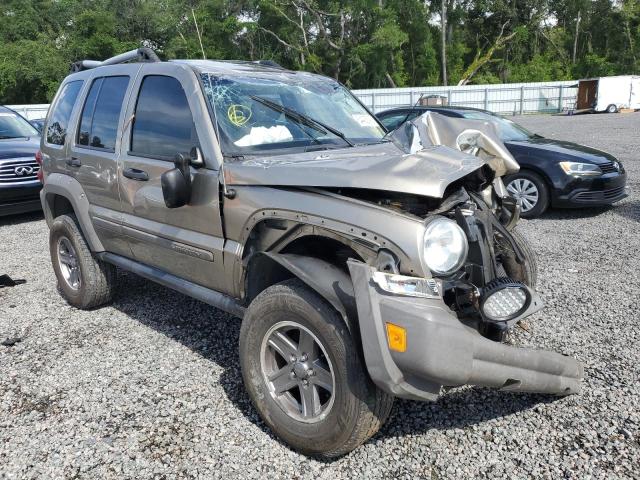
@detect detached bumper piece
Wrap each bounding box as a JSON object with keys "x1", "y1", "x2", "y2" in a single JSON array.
[{"x1": 347, "y1": 260, "x2": 583, "y2": 401}]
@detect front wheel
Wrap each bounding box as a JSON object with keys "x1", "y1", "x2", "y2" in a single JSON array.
[
  {"x1": 505, "y1": 171, "x2": 550, "y2": 218},
  {"x1": 606, "y1": 104, "x2": 618, "y2": 113},
  {"x1": 239, "y1": 279, "x2": 393, "y2": 458}
]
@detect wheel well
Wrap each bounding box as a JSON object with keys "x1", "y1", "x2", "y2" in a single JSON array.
[
  {"x1": 511, "y1": 167, "x2": 553, "y2": 193},
  {"x1": 47, "y1": 194, "x2": 74, "y2": 219},
  {"x1": 245, "y1": 235, "x2": 364, "y2": 304}
]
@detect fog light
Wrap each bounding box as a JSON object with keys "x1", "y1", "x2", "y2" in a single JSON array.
[{"x1": 481, "y1": 278, "x2": 531, "y2": 322}]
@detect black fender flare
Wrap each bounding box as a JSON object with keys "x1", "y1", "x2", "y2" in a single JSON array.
[{"x1": 261, "y1": 252, "x2": 357, "y2": 327}]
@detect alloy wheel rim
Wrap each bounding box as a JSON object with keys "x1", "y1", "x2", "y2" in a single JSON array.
[
  {"x1": 57, "y1": 236, "x2": 81, "y2": 290},
  {"x1": 507, "y1": 178, "x2": 539, "y2": 213},
  {"x1": 260, "y1": 320, "x2": 335, "y2": 423}
]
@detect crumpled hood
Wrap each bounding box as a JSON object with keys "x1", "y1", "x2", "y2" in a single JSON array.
[{"x1": 224, "y1": 112, "x2": 518, "y2": 198}]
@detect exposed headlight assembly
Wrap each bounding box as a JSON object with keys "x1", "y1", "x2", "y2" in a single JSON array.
[
  {"x1": 422, "y1": 217, "x2": 468, "y2": 276},
  {"x1": 559, "y1": 161, "x2": 602, "y2": 176}
]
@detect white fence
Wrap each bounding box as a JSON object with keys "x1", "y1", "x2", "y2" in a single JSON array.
[
  {"x1": 352, "y1": 80, "x2": 578, "y2": 115},
  {"x1": 6, "y1": 104, "x2": 50, "y2": 120},
  {"x1": 7, "y1": 80, "x2": 578, "y2": 120}
]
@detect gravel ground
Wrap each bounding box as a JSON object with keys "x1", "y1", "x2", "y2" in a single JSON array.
[{"x1": 1, "y1": 113, "x2": 639, "y2": 479}]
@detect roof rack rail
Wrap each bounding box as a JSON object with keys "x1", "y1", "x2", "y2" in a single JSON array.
[{"x1": 70, "y1": 47, "x2": 160, "y2": 73}]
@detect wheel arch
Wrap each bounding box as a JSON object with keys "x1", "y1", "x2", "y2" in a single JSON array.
[
  {"x1": 242, "y1": 224, "x2": 377, "y2": 333},
  {"x1": 41, "y1": 173, "x2": 104, "y2": 252}
]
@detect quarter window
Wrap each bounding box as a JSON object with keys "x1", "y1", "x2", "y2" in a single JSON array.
[
  {"x1": 46, "y1": 80, "x2": 83, "y2": 146},
  {"x1": 130, "y1": 75, "x2": 199, "y2": 159},
  {"x1": 78, "y1": 76, "x2": 129, "y2": 150}
]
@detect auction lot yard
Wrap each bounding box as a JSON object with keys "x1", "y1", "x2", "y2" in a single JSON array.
[{"x1": 1, "y1": 113, "x2": 639, "y2": 479}]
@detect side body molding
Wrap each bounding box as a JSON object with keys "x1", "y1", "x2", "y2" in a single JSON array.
[{"x1": 40, "y1": 173, "x2": 104, "y2": 252}]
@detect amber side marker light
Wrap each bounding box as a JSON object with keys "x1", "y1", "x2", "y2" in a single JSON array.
[{"x1": 386, "y1": 323, "x2": 407, "y2": 352}]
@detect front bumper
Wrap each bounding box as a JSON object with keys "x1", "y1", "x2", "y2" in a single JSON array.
[
  {"x1": 348, "y1": 260, "x2": 583, "y2": 401},
  {"x1": 0, "y1": 181, "x2": 42, "y2": 216},
  {"x1": 552, "y1": 171, "x2": 628, "y2": 208}
]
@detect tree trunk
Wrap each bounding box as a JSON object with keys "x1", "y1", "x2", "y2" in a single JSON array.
[
  {"x1": 572, "y1": 10, "x2": 581, "y2": 64},
  {"x1": 441, "y1": 0, "x2": 447, "y2": 85}
]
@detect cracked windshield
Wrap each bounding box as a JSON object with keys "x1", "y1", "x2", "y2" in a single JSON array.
[{"x1": 201, "y1": 73, "x2": 385, "y2": 157}]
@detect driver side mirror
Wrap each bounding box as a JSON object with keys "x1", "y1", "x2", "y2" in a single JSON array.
[{"x1": 161, "y1": 153, "x2": 192, "y2": 208}]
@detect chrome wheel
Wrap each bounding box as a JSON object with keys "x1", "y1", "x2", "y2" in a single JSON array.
[
  {"x1": 507, "y1": 178, "x2": 539, "y2": 213},
  {"x1": 57, "y1": 236, "x2": 81, "y2": 290},
  {"x1": 260, "y1": 320, "x2": 335, "y2": 423}
]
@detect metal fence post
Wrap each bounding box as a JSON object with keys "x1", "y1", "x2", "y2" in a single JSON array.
[
  {"x1": 519, "y1": 86, "x2": 525, "y2": 115},
  {"x1": 558, "y1": 85, "x2": 564, "y2": 113},
  {"x1": 447, "y1": 90, "x2": 452, "y2": 105},
  {"x1": 484, "y1": 88, "x2": 489, "y2": 110},
  {"x1": 370, "y1": 92, "x2": 376, "y2": 113}
]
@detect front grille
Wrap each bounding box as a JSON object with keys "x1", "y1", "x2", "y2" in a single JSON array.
[
  {"x1": 0, "y1": 157, "x2": 40, "y2": 184},
  {"x1": 603, "y1": 185, "x2": 626, "y2": 199},
  {"x1": 574, "y1": 185, "x2": 626, "y2": 201},
  {"x1": 599, "y1": 161, "x2": 620, "y2": 174}
]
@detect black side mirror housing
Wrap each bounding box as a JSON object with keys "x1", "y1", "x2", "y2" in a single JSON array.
[{"x1": 161, "y1": 153, "x2": 192, "y2": 208}]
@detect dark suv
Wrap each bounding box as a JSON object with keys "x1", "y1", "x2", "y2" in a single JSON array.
[
  {"x1": 40, "y1": 48, "x2": 583, "y2": 457},
  {"x1": 0, "y1": 106, "x2": 42, "y2": 216}
]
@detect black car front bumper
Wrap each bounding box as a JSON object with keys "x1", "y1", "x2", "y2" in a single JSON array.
[
  {"x1": 0, "y1": 181, "x2": 42, "y2": 216},
  {"x1": 552, "y1": 171, "x2": 628, "y2": 208}
]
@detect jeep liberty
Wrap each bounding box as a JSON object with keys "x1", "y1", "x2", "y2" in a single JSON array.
[{"x1": 39, "y1": 48, "x2": 583, "y2": 457}]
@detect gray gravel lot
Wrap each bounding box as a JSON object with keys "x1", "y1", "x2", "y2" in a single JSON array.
[{"x1": 1, "y1": 113, "x2": 639, "y2": 479}]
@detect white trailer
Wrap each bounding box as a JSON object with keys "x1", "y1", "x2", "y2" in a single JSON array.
[{"x1": 576, "y1": 75, "x2": 640, "y2": 113}]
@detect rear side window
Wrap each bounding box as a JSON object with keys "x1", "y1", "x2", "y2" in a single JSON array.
[
  {"x1": 130, "y1": 75, "x2": 199, "y2": 159},
  {"x1": 78, "y1": 76, "x2": 129, "y2": 150},
  {"x1": 46, "y1": 80, "x2": 83, "y2": 145}
]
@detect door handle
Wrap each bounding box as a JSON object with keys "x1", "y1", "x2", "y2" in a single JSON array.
[
  {"x1": 66, "y1": 157, "x2": 81, "y2": 167},
  {"x1": 122, "y1": 168, "x2": 149, "y2": 181}
]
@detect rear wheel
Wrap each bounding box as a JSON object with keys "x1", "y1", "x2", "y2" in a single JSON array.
[
  {"x1": 49, "y1": 214, "x2": 116, "y2": 309},
  {"x1": 606, "y1": 104, "x2": 618, "y2": 113},
  {"x1": 505, "y1": 171, "x2": 550, "y2": 218},
  {"x1": 239, "y1": 279, "x2": 393, "y2": 458}
]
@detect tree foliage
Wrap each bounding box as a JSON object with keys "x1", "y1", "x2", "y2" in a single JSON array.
[{"x1": 0, "y1": 0, "x2": 638, "y2": 103}]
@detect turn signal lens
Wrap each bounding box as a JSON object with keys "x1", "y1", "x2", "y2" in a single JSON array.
[{"x1": 386, "y1": 323, "x2": 407, "y2": 352}]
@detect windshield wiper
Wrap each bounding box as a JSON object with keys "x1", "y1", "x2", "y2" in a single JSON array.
[{"x1": 249, "y1": 95, "x2": 355, "y2": 147}]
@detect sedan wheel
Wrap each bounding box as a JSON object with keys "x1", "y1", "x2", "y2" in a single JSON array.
[
  {"x1": 504, "y1": 171, "x2": 550, "y2": 218},
  {"x1": 507, "y1": 178, "x2": 539, "y2": 213}
]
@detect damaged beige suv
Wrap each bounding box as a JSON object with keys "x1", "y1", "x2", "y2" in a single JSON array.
[{"x1": 39, "y1": 48, "x2": 583, "y2": 457}]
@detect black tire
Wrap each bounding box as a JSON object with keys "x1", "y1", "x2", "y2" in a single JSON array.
[
  {"x1": 49, "y1": 214, "x2": 116, "y2": 309},
  {"x1": 499, "y1": 228, "x2": 538, "y2": 288},
  {"x1": 606, "y1": 104, "x2": 618, "y2": 113},
  {"x1": 239, "y1": 279, "x2": 393, "y2": 458},
  {"x1": 505, "y1": 170, "x2": 550, "y2": 218}
]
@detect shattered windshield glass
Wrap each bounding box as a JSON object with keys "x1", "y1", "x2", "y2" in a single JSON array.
[{"x1": 201, "y1": 73, "x2": 385, "y2": 157}]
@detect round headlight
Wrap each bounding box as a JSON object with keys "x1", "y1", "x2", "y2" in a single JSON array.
[{"x1": 423, "y1": 217, "x2": 468, "y2": 275}]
